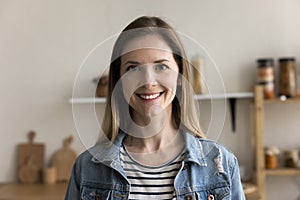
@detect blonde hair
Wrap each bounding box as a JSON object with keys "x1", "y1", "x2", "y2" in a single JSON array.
[{"x1": 100, "y1": 16, "x2": 205, "y2": 142}]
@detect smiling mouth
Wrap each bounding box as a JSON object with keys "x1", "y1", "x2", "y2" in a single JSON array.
[{"x1": 137, "y1": 92, "x2": 163, "y2": 100}]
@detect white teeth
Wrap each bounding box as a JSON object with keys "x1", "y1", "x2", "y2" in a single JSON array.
[{"x1": 140, "y1": 93, "x2": 160, "y2": 100}]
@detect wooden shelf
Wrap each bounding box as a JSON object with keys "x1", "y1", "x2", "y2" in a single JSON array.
[
  {"x1": 254, "y1": 86, "x2": 300, "y2": 199},
  {"x1": 265, "y1": 168, "x2": 300, "y2": 176},
  {"x1": 69, "y1": 97, "x2": 106, "y2": 104},
  {"x1": 264, "y1": 96, "x2": 300, "y2": 104},
  {"x1": 69, "y1": 92, "x2": 254, "y2": 104},
  {"x1": 0, "y1": 183, "x2": 67, "y2": 200},
  {"x1": 69, "y1": 92, "x2": 254, "y2": 132},
  {"x1": 194, "y1": 92, "x2": 254, "y2": 100},
  {"x1": 243, "y1": 182, "x2": 258, "y2": 195},
  {"x1": 243, "y1": 183, "x2": 260, "y2": 200}
]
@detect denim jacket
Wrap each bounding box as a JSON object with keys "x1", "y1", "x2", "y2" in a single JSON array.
[{"x1": 65, "y1": 131, "x2": 245, "y2": 200}]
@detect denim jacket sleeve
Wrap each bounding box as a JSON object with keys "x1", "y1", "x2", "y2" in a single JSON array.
[
  {"x1": 230, "y1": 156, "x2": 245, "y2": 199},
  {"x1": 65, "y1": 162, "x2": 80, "y2": 200}
]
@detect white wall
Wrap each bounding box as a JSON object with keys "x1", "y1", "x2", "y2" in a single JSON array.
[{"x1": 1, "y1": 0, "x2": 300, "y2": 199}]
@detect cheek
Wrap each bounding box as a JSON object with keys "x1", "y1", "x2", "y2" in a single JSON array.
[
  {"x1": 121, "y1": 76, "x2": 139, "y2": 102},
  {"x1": 158, "y1": 73, "x2": 178, "y2": 94}
]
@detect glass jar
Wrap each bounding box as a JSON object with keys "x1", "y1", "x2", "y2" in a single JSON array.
[
  {"x1": 283, "y1": 149, "x2": 299, "y2": 168},
  {"x1": 279, "y1": 57, "x2": 297, "y2": 98},
  {"x1": 256, "y1": 58, "x2": 275, "y2": 99}
]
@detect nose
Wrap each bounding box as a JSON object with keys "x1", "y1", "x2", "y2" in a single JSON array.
[{"x1": 142, "y1": 67, "x2": 158, "y2": 88}]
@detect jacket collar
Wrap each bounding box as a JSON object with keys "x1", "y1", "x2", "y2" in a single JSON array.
[
  {"x1": 90, "y1": 131, "x2": 126, "y2": 165},
  {"x1": 91, "y1": 130, "x2": 207, "y2": 167},
  {"x1": 183, "y1": 132, "x2": 207, "y2": 166}
]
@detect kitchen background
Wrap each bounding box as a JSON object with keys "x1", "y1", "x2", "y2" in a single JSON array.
[{"x1": 1, "y1": 0, "x2": 300, "y2": 199}]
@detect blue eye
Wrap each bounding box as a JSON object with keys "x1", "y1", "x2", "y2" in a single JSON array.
[
  {"x1": 126, "y1": 65, "x2": 140, "y2": 72},
  {"x1": 155, "y1": 63, "x2": 169, "y2": 71}
]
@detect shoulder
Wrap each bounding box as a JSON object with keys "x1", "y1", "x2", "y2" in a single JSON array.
[
  {"x1": 199, "y1": 138, "x2": 235, "y2": 157},
  {"x1": 198, "y1": 138, "x2": 239, "y2": 173},
  {"x1": 73, "y1": 148, "x2": 94, "y2": 170},
  {"x1": 73, "y1": 144, "x2": 106, "y2": 168},
  {"x1": 72, "y1": 144, "x2": 115, "y2": 180}
]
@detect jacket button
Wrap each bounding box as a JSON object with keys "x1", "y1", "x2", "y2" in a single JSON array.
[
  {"x1": 185, "y1": 195, "x2": 193, "y2": 200},
  {"x1": 208, "y1": 194, "x2": 214, "y2": 200}
]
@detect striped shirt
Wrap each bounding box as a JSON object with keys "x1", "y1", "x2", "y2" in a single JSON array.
[{"x1": 120, "y1": 145, "x2": 185, "y2": 200}]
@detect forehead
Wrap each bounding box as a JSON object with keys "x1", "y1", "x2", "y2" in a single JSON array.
[
  {"x1": 121, "y1": 48, "x2": 174, "y2": 64},
  {"x1": 121, "y1": 35, "x2": 174, "y2": 63}
]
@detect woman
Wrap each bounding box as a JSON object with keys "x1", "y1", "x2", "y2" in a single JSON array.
[{"x1": 65, "y1": 16, "x2": 245, "y2": 200}]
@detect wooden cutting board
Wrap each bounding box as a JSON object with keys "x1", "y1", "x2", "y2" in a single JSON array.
[
  {"x1": 50, "y1": 136, "x2": 77, "y2": 182},
  {"x1": 18, "y1": 131, "x2": 44, "y2": 183}
]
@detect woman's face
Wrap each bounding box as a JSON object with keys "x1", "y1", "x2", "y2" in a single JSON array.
[{"x1": 119, "y1": 35, "x2": 179, "y2": 122}]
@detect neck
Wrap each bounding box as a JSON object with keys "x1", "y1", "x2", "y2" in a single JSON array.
[
  {"x1": 123, "y1": 126, "x2": 184, "y2": 166},
  {"x1": 125, "y1": 105, "x2": 176, "y2": 152},
  {"x1": 124, "y1": 123, "x2": 177, "y2": 153}
]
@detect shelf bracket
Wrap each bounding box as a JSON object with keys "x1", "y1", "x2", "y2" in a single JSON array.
[{"x1": 229, "y1": 98, "x2": 236, "y2": 132}]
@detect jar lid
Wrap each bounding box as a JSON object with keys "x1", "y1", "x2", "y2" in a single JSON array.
[
  {"x1": 257, "y1": 58, "x2": 274, "y2": 67},
  {"x1": 279, "y1": 57, "x2": 295, "y2": 62}
]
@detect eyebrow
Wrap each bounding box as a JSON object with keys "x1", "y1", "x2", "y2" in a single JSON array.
[
  {"x1": 154, "y1": 59, "x2": 170, "y2": 63},
  {"x1": 124, "y1": 59, "x2": 170, "y2": 65}
]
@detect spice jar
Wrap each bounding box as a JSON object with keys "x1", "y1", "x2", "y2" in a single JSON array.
[
  {"x1": 283, "y1": 149, "x2": 299, "y2": 168},
  {"x1": 265, "y1": 154, "x2": 278, "y2": 169},
  {"x1": 256, "y1": 58, "x2": 275, "y2": 99},
  {"x1": 279, "y1": 57, "x2": 297, "y2": 98},
  {"x1": 43, "y1": 167, "x2": 57, "y2": 184},
  {"x1": 265, "y1": 146, "x2": 280, "y2": 169}
]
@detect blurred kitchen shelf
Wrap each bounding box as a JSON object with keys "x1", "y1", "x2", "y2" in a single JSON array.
[
  {"x1": 254, "y1": 86, "x2": 300, "y2": 200},
  {"x1": 69, "y1": 92, "x2": 254, "y2": 132},
  {"x1": 264, "y1": 168, "x2": 300, "y2": 176},
  {"x1": 69, "y1": 97, "x2": 106, "y2": 104},
  {"x1": 243, "y1": 182, "x2": 260, "y2": 200},
  {"x1": 264, "y1": 96, "x2": 300, "y2": 104},
  {"x1": 194, "y1": 92, "x2": 253, "y2": 100},
  {"x1": 0, "y1": 183, "x2": 67, "y2": 199},
  {"x1": 69, "y1": 92, "x2": 254, "y2": 104}
]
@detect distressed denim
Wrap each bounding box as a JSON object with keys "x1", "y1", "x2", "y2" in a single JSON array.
[{"x1": 65, "y1": 131, "x2": 245, "y2": 200}]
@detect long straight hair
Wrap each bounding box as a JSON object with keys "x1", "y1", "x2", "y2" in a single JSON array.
[{"x1": 100, "y1": 16, "x2": 205, "y2": 142}]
